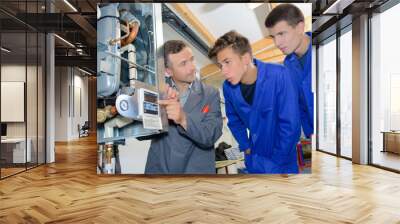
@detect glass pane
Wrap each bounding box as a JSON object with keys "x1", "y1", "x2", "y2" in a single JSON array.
[
  {"x1": 27, "y1": 31, "x2": 38, "y2": 169},
  {"x1": 1, "y1": 30, "x2": 27, "y2": 177},
  {"x1": 340, "y1": 29, "x2": 352, "y2": 158},
  {"x1": 371, "y1": 3, "x2": 400, "y2": 171},
  {"x1": 318, "y1": 37, "x2": 337, "y2": 154},
  {"x1": 38, "y1": 32, "x2": 45, "y2": 165},
  {"x1": 312, "y1": 45, "x2": 317, "y2": 151},
  {"x1": 0, "y1": 1, "x2": 46, "y2": 178}
]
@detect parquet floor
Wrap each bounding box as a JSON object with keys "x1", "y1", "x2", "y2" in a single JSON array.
[
  {"x1": 1, "y1": 167, "x2": 26, "y2": 178},
  {"x1": 0, "y1": 135, "x2": 400, "y2": 223}
]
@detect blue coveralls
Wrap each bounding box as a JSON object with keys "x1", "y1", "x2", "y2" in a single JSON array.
[
  {"x1": 223, "y1": 59, "x2": 301, "y2": 174},
  {"x1": 284, "y1": 32, "x2": 313, "y2": 138}
]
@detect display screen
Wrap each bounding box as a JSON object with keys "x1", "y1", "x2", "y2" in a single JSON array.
[
  {"x1": 144, "y1": 91, "x2": 157, "y2": 103},
  {"x1": 143, "y1": 101, "x2": 158, "y2": 115}
]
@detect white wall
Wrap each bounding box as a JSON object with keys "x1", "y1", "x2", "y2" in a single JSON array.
[
  {"x1": 55, "y1": 67, "x2": 68, "y2": 141},
  {"x1": 72, "y1": 72, "x2": 89, "y2": 139},
  {"x1": 54, "y1": 66, "x2": 89, "y2": 141},
  {"x1": 1, "y1": 65, "x2": 32, "y2": 138},
  {"x1": 1, "y1": 65, "x2": 26, "y2": 142},
  {"x1": 118, "y1": 138, "x2": 151, "y2": 174},
  {"x1": 1, "y1": 64, "x2": 46, "y2": 163},
  {"x1": 1, "y1": 65, "x2": 26, "y2": 81}
]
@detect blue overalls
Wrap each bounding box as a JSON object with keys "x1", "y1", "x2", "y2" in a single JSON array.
[
  {"x1": 223, "y1": 59, "x2": 301, "y2": 174},
  {"x1": 284, "y1": 32, "x2": 313, "y2": 138}
]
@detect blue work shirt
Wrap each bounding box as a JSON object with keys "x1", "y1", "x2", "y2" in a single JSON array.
[
  {"x1": 223, "y1": 59, "x2": 301, "y2": 174},
  {"x1": 284, "y1": 32, "x2": 313, "y2": 138}
]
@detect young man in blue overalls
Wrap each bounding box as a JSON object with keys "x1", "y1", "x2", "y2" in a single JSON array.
[
  {"x1": 208, "y1": 31, "x2": 300, "y2": 174},
  {"x1": 265, "y1": 3, "x2": 313, "y2": 139}
]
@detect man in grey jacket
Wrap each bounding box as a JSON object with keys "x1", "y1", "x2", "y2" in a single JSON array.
[{"x1": 145, "y1": 40, "x2": 223, "y2": 174}]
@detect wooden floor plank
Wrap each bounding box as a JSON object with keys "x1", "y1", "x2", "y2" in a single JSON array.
[{"x1": 0, "y1": 135, "x2": 400, "y2": 223}]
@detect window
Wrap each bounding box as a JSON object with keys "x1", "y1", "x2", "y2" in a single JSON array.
[
  {"x1": 317, "y1": 36, "x2": 337, "y2": 154},
  {"x1": 371, "y1": 2, "x2": 400, "y2": 171},
  {"x1": 340, "y1": 28, "x2": 352, "y2": 158}
]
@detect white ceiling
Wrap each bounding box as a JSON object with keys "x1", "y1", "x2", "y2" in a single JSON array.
[
  {"x1": 183, "y1": 3, "x2": 272, "y2": 44},
  {"x1": 166, "y1": 3, "x2": 311, "y2": 48},
  {"x1": 290, "y1": 3, "x2": 312, "y2": 19}
]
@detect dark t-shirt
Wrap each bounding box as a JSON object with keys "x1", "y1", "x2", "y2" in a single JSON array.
[{"x1": 240, "y1": 81, "x2": 256, "y2": 105}]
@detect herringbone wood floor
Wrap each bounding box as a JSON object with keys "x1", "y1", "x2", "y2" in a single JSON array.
[{"x1": 1, "y1": 135, "x2": 400, "y2": 223}]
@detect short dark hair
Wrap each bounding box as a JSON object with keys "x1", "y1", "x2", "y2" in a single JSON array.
[
  {"x1": 163, "y1": 40, "x2": 188, "y2": 67},
  {"x1": 264, "y1": 4, "x2": 304, "y2": 28},
  {"x1": 208, "y1": 30, "x2": 252, "y2": 60}
]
